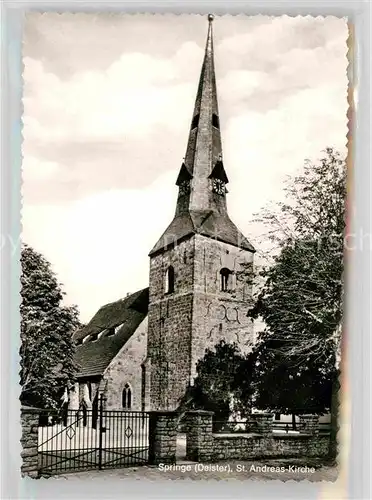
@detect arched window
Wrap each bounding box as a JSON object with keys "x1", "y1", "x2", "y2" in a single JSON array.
[
  {"x1": 87, "y1": 382, "x2": 92, "y2": 402},
  {"x1": 220, "y1": 268, "x2": 232, "y2": 292},
  {"x1": 122, "y1": 384, "x2": 132, "y2": 409},
  {"x1": 165, "y1": 265, "x2": 175, "y2": 294}
]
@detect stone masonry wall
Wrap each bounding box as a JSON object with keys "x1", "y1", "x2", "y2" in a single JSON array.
[
  {"x1": 207, "y1": 434, "x2": 329, "y2": 461},
  {"x1": 148, "y1": 411, "x2": 178, "y2": 465},
  {"x1": 148, "y1": 238, "x2": 195, "y2": 410},
  {"x1": 148, "y1": 234, "x2": 255, "y2": 411},
  {"x1": 191, "y1": 234, "x2": 255, "y2": 380},
  {"x1": 21, "y1": 408, "x2": 40, "y2": 478},
  {"x1": 186, "y1": 411, "x2": 214, "y2": 461},
  {"x1": 103, "y1": 317, "x2": 148, "y2": 411},
  {"x1": 186, "y1": 411, "x2": 329, "y2": 463}
]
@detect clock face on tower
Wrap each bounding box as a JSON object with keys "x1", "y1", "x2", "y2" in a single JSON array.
[
  {"x1": 179, "y1": 180, "x2": 190, "y2": 196},
  {"x1": 212, "y1": 178, "x2": 226, "y2": 196}
]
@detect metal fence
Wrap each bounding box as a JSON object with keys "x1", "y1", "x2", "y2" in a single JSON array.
[
  {"x1": 213, "y1": 419, "x2": 331, "y2": 435},
  {"x1": 213, "y1": 419, "x2": 258, "y2": 433},
  {"x1": 37, "y1": 398, "x2": 149, "y2": 475}
]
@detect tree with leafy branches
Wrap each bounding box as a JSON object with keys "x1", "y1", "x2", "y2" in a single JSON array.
[
  {"x1": 247, "y1": 147, "x2": 345, "y2": 457},
  {"x1": 190, "y1": 148, "x2": 345, "y2": 460},
  {"x1": 20, "y1": 244, "x2": 80, "y2": 409},
  {"x1": 249, "y1": 148, "x2": 345, "y2": 360},
  {"x1": 179, "y1": 340, "x2": 255, "y2": 430},
  {"x1": 249, "y1": 320, "x2": 336, "y2": 428}
]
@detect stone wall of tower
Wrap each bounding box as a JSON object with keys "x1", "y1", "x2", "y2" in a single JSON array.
[
  {"x1": 190, "y1": 234, "x2": 255, "y2": 381},
  {"x1": 147, "y1": 234, "x2": 255, "y2": 411},
  {"x1": 147, "y1": 238, "x2": 195, "y2": 411},
  {"x1": 146, "y1": 18, "x2": 256, "y2": 412}
]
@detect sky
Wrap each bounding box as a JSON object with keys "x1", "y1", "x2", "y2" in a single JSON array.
[{"x1": 21, "y1": 13, "x2": 348, "y2": 323}]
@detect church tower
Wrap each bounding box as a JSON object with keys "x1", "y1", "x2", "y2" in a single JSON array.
[{"x1": 147, "y1": 15, "x2": 255, "y2": 411}]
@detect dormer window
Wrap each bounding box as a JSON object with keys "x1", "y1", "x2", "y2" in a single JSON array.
[
  {"x1": 90, "y1": 331, "x2": 105, "y2": 342},
  {"x1": 220, "y1": 268, "x2": 233, "y2": 292},
  {"x1": 106, "y1": 328, "x2": 115, "y2": 337},
  {"x1": 105, "y1": 324, "x2": 121, "y2": 337},
  {"x1": 165, "y1": 265, "x2": 175, "y2": 294}
]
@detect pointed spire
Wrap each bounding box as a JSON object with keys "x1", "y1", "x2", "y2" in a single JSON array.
[
  {"x1": 149, "y1": 15, "x2": 255, "y2": 256},
  {"x1": 175, "y1": 14, "x2": 229, "y2": 216}
]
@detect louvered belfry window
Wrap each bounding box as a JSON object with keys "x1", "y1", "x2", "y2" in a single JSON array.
[
  {"x1": 212, "y1": 113, "x2": 220, "y2": 129},
  {"x1": 165, "y1": 265, "x2": 175, "y2": 294},
  {"x1": 220, "y1": 267, "x2": 232, "y2": 292},
  {"x1": 191, "y1": 114, "x2": 200, "y2": 129}
]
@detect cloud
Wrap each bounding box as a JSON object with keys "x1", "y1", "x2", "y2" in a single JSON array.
[
  {"x1": 21, "y1": 14, "x2": 348, "y2": 321},
  {"x1": 23, "y1": 13, "x2": 210, "y2": 78},
  {"x1": 225, "y1": 80, "x2": 347, "y2": 229},
  {"x1": 22, "y1": 169, "x2": 177, "y2": 320}
]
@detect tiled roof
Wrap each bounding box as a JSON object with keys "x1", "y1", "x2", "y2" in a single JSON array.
[
  {"x1": 149, "y1": 211, "x2": 255, "y2": 256},
  {"x1": 191, "y1": 211, "x2": 255, "y2": 252},
  {"x1": 73, "y1": 288, "x2": 149, "y2": 378},
  {"x1": 148, "y1": 213, "x2": 195, "y2": 256}
]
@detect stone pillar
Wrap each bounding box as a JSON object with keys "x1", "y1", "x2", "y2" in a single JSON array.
[
  {"x1": 300, "y1": 415, "x2": 319, "y2": 435},
  {"x1": 148, "y1": 411, "x2": 178, "y2": 465},
  {"x1": 254, "y1": 413, "x2": 273, "y2": 435},
  {"x1": 185, "y1": 410, "x2": 214, "y2": 462},
  {"x1": 20, "y1": 407, "x2": 40, "y2": 478}
]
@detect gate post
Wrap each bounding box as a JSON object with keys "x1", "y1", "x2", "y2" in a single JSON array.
[
  {"x1": 254, "y1": 413, "x2": 273, "y2": 436},
  {"x1": 299, "y1": 414, "x2": 319, "y2": 435},
  {"x1": 185, "y1": 410, "x2": 214, "y2": 462},
  {"x1": 148, "y1": 411, "x2": 178, "y2": 465},
  {"x1": 98, "y1": 395, "x2": 106, "y2": 470},
  {"x1": 21, "y1": 407, "x2": 40, "y2": 478}
]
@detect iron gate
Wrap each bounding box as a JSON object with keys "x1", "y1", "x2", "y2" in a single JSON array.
[{"x1": 38, "y1": 397, "x2": 149, "y2": 475}]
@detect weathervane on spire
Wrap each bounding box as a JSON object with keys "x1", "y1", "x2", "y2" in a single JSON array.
[{"x1": 208, "y1": 13, "x2": 215, "y2": 22}]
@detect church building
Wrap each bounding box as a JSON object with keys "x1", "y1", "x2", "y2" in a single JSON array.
[{"x1": 71, "y1": 15, "x2": 256, "y2": 414}]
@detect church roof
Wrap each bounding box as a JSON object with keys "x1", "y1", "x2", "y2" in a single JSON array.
[
  {"x1": 73, "y1": 288, "x2": 149, "y2": 378},
  {"x1": 149, "y1": 210, "x2": 255, "y2": 256},
  {"x1": 150, "y1": 15, "x2": 255, "y2": 257},
  {"x1": 177, "y1": 13, "x2": 224, "y2": 214}
]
